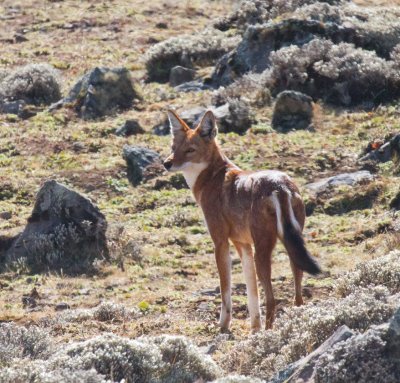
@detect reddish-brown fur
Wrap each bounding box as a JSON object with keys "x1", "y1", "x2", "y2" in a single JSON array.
[{"x1": 164, "y1": 110, "x2": 320, "y2": 331}]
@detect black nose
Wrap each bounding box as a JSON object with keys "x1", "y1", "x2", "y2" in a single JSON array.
[{"x1": 163, "y1": 160, "x2": 172, "y2": 170}]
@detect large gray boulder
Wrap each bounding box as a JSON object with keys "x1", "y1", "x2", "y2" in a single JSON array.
[
  {"x1": 306, "y1": 171, "x2": 374, "y2": 195},
  {"x1": 211, "y1": 3, "x2": 400, "y2": 88},
  {"x1": 272, "y1": 91, "x2": 313, "y2": 132},
  {"x1": 4, "y1": 181, "x2": 109, "y2": 273},
  {"x1": 123, "y1": 145, "x2": 162, "y2": 186},
  {"x1": 386, "y1": 307, "x2": 400, "y2": 358},
  {"x1": 51, "y1": 67, "x2": 139, "y2": 119},
  {"x1": 211, "y1": 18, "x2": 355, "y2": 87}
]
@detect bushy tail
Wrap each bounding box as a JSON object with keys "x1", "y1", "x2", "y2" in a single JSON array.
[
  {"x1": 282, "y1": 221, "x2": 321, "y2": 275},
  {"x1": 275, "y1": 191, "x2": 321, "y2": 275}
]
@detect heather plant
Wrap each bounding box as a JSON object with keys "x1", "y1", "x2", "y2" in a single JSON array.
[
  {"x1": 0, "y1": 69, "x2": 9, "y2": 83},
  {"x1": 314, "y1": 327, "x2": 399, "y2": 382},
  {"x1": 0, "y1": 63, "x2": 61, "y2": 105},
  {"x1": 0, "y1": 361, "x2": 106, "y2": 383},
  {"x1": 222, "y1": 285, "x2": 395, "y2": 380},
  {"x1": 141, "y1": 335, "x2": 222, "y2": 383},
  {"x1": 92, "y1": 302, "x2": 132, "y2": 322},
  {"x1": 0, "y1": 323, "x2": 53, "y2": 366},
  {"x1": 211, "y1": 73, "x2": 271, "y2": 108},
  {"x1": 335, "y1": 250, "x2": 400, "y2": 296},
  {"x1": 218, "y1": 98, "x2": 253, "y2": 134},
  {"x1": 145, "y1": 30, "x2": 240, "y2": 82},
  {"x1": 212, "y1": 376, "x2": 265, "y2": 383},
  {"x1": 49, "y1": 333, "x2": 221, "y2": 383},
  {"x1": 214, "y1": 0, "x2": 344, "y2": 31},
  {"x1": 265, "y1": 39, "x2": 399, "y2": 105}
]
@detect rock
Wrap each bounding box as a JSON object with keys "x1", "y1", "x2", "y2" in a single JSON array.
[
  {"x1": 214, "y1": 99, "x2": 253, "y2": 134},
  {"x1": 284, "y1": 325, "x2": 354, "y2": 382},
  {"x1": 359, "y1": 134, "x2": 400, "y2": 164},
  {"x1": 155, "y1": 22, "x2": 168, "y2": 29},
  {"x1": 55, "y1": 302, "x2": 70, "y2": 311},
  {"x1": 169, "y1": 66, "x2": 196, "y2": 87},
  {"x1": 153, "y1": 100, "x2": 253, "y2": 136},
  {"x1": 180, "y1": 106, "x2": 207, "y2": 126},
  {"x1": 14, "y1": 33, "x2": 28, "y2": 43},
  {"x1": 0, "y1": 99, "x2": 26, "y2": 114},
  {"x1": 145, "y1": 30, "x2": 240, "y2": 82},
  {"x1": 272, "y1": 91, "x2": 313, "y2": 132},
  {"x1": 115, "y1": 120, "x2": 144, "y2": 136},
  {"x1": 0, "y1": 99, "x2": 40, "y2": 119},
  {"x1": 152, "y1": 122, "x2": 171, "y2": 136},
  {"x1": 390, "y1": 191, "x2": 400, "y2": 210},
  {"x1": 4, "y1": 180, "x2": 109, "y2": 273},
  {"x1": 50, "y1": 67, "x2": 139, "y2": 119},
  {"x1": 152, "y1": 106, "x2": 206, "y2": 136},
  {"x1": 123, "y1": 145, "x2": 161, "y2": 186},
  {"x1": 306, "y1": 171, "x2": 374, "y2": 195},
  {"x1": 0, "y1": 211, "x2": 12, "y2": 220},
  {"x1": 211, "y1": 18, "x2": 355, "y2": 87},
  {"x1": 386, "y1": 307, "x2": 400, "y2": 358},
  {"x1": 174, "y1": 80, "x2": 211, "y2": 93}
]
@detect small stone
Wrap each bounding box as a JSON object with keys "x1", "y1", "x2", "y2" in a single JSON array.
[
  {"x1": 155, "y1": 22, "x2": 168, "y2": 29},
  {"x1": 0, "y1": 211, "x2": 12, "y2": 220},
  {"x1": 115, "y1": 119, "x2": 144, "y2": 136},
  {"x1": 55, "y1": 302, "x2": 70, "y2": 311},
  {"x1": 14, "y1": 33, "x2": 28, "y2": 42},
  {"x1": 0, "y1": 100, "x2": 26, "y2": 115},
  {"x1": 272, "y1": 90, "x2": 313, "y2": 132},
  {"x1": 174, "y1": 80, "x2": 209, "y2": 93},
  {"x1": 169, "y1": 66, "x2": 196, "y2": 87},
  {"x1": 123, "y1": 145, "x2": 161, "y2": 186}
]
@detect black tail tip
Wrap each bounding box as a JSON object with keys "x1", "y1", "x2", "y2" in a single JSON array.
[{"x1": 306, "y1": 259, "x2": 322, "y2": 276}]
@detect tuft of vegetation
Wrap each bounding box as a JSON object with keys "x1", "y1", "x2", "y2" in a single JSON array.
[
  {"x1": 314, "y1": 327, "x2": 399, "y2": 382},
  {"x1": 0, "y1": 321, "x2": 221, "y2": 382},
  {"x1": 0, "y1": 63, "x2": 61, "y2": 106},
  {"x1": 145, "y1": 29, "x2": 240, "y2": 82},
  {"x1": 265, "y1": 39, "x2": 399, "y2": 105},
  {"x1": 0, "y1": 323, "x2": 53, "y2": 366},
  {"x1": 336, "y1": 250, "x2": 400, "y2": 296},
  {"x1": 222, "y1": 248, "x2": 400, "y2": 381}
]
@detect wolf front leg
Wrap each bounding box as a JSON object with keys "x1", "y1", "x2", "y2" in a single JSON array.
[{"x1": 214, "y1": 240, "x2": 232, "y2": 331}]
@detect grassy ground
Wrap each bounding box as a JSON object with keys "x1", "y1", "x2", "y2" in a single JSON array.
[{"x1": 1, "y1": 0, "x2": 399, "y2": 358}]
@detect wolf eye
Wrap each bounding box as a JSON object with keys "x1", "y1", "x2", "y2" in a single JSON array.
[{"x1": 186, "y1": 148, "x2": 195, "y2": 153}]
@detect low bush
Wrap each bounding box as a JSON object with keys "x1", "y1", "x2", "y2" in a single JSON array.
[
  {"x1": 0, "y1": 63, "x2": 61, "y2": 105},
  {"x1": 145, "y1": 30, "x2": 240, "y2": 82}
]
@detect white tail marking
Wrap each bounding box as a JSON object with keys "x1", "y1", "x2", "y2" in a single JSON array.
[
  {"x1": 271, "y1": 191, "x2": 283, "y2": 238},
  {"x1": 287, "y1": 193, "x2": 301, "y2": 232}
]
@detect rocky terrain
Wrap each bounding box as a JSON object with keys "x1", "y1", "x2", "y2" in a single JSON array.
[{"x1": 0, "y1": 0, "x2": 400, "y2": 382}]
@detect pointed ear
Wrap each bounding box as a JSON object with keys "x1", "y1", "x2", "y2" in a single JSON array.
[
  {"x1": 197, "y1": 110, "x2": 217, "y2": 140},
  {"x1": 167, "y1": 110, "x2": 189, "y2": 137}
]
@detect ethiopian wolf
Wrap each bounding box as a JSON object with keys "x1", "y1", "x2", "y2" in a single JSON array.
[{"x1": 163, "y1": 110, "x2": 321, "y2": 332}]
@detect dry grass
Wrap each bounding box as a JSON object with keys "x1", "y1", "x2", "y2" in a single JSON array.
[{"x1": 0, "y1": 0, "x2": 400, "y2": 381}]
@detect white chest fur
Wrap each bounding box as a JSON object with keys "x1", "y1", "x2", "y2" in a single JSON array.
[{"x1": 182, "y1": 162, "x2": 208, "y2": 190}]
